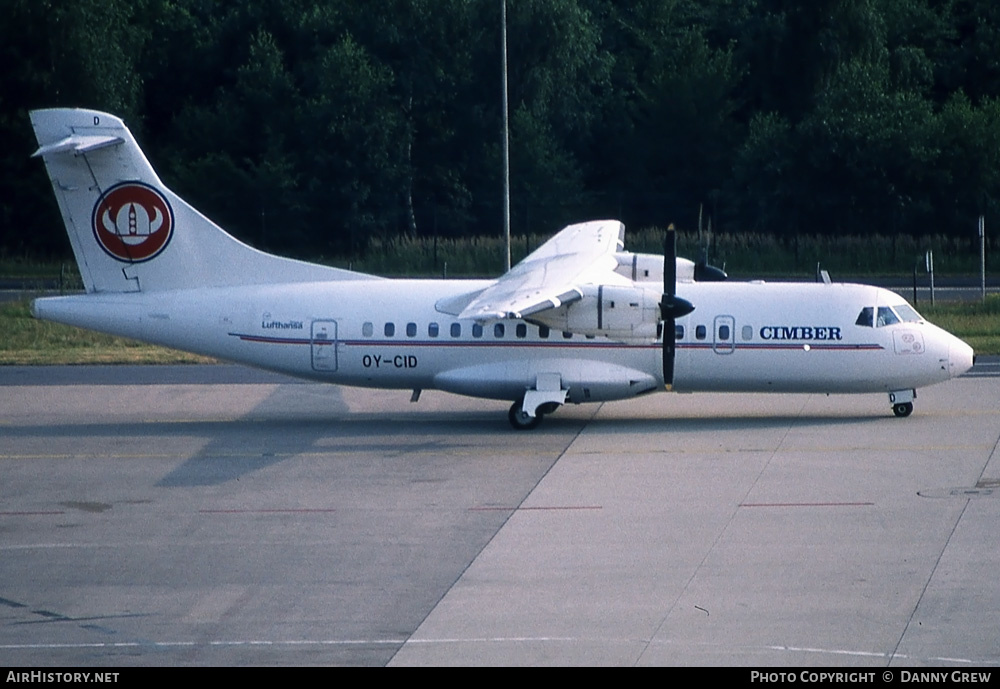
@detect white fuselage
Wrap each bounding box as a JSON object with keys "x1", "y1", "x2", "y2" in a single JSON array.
[
  {"x1": 33, "y1": 278, "x2": 973, "y2": 404},
  {"x1": 27, "y1": 109, "x2": 975, "y2": 425}
]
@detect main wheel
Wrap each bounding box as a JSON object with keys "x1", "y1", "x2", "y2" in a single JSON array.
[
  {"x1": 893, "y1": 402, "x2": 913, "y2": 418},
  {"x1": 508, "y1": 400, "x2": 541, "y2": 430}
]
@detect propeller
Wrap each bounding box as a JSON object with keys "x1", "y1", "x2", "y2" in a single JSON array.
[{"x1": 660, "y1": 224, "x2": 694, "y2": 391}]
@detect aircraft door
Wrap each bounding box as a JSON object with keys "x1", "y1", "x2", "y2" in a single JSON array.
[
  {"x1": 311, "y1": 320, "x2": 338, "y2": 371},
  {"x1": 713, "y1": 315, "x2": 735, "y2": 354}
]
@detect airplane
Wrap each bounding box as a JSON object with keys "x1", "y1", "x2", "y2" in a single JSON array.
[{"x1": 28, "y1": 108, "x2": 975, "y2": 429}]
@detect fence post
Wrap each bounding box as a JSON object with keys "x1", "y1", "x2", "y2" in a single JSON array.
[
  {"x1": 926, "y1": 250, "x2": 935, "y2": 306},
  {"x1": 980, "y1": 215, "x2": 986, "y2": 302}
]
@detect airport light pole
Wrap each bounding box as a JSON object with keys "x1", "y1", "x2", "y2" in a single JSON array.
[{"x1": 501, "y1": 0, "x2": 511, "y2": 272}]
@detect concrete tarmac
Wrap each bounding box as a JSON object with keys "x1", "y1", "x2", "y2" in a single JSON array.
[{"x1": 0, "y1": 365, "x2": 997, "y2": 667}]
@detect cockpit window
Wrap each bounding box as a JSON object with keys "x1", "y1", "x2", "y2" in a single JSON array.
[
  {"x1": 876, "y1": 306, "x2": 900, "y2": 327},
  {"x1": 892, "y1": 303, "x2": 922, "y2": 323},
  {"x1": 857, "y1": 304, "x2": 919, "y2": 328}
]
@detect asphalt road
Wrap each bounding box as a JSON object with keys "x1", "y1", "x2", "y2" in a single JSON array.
[{"x1": 1, "y1": 365, "x2": 998, "y2": 666}]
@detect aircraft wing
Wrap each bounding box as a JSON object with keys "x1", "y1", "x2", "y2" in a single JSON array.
[{"x1": 457, "y1": 220, "x2": 630, "y2": 321}]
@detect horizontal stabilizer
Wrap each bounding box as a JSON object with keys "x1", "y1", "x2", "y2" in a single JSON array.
[{"x1": 32, "y1": 134, "x2": 124, "y2": 158}]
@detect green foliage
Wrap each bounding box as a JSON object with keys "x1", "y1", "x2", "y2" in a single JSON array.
[
  {"x1": 0, "y1": 0, "x2": 147, "y2": 256},
  {"x1": 627, "y1": 228, "x2": 998, "y2": 276},
  {"x1": 3, "y1": 0, "x2": 1000, "y2": 260},
  {"x1": 922, "y1": 295, "x2": 1000, "y2": 355},
  {"x1": 4, "y1": 230, "x2": 995, "y2": 279}
]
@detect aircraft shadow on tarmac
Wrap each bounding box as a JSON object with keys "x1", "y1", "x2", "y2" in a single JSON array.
[{"x1": 8, "y1": 410, "x2": 887, "y2": 488}]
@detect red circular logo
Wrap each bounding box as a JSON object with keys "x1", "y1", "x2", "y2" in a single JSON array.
[{"x1": 92, "y1": 182, "x2": 173, "y2": 262}]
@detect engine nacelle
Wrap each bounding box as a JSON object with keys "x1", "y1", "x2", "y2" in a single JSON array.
[
  {"x1": 531, "y1": 284, "x2": 660, "y2": 339},
  {"x1": 614, "y1": 252, "x2": 696, "y2": 283}
]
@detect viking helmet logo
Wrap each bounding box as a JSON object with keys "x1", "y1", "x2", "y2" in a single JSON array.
[{"x1": 92, "y1": 182, "x2": 174, "y2": 262}]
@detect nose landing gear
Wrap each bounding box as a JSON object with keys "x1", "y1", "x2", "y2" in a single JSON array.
[
  {"x1": 892, "y1": 402, "x2": 914, "y2": 417},
  {"x1": 889, "y1": 389, "x2": 915, "y2": 418}
]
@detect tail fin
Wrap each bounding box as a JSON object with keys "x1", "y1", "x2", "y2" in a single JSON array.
[{"x1": 30, "y1": 108, "x2": 369, "y2": 293}]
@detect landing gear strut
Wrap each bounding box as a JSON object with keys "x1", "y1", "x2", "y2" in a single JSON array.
[{"x1": 508, "y1": 374, "x2": 568, "y2": 430}]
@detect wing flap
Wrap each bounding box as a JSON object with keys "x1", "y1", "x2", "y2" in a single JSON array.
[{"x1": 457, "y1": 220, "x2": 627, "y2": 321}]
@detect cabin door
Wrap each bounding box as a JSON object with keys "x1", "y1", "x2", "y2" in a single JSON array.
[{"x1": 311, "y1": 320, "x2": 338, "y2": 371}]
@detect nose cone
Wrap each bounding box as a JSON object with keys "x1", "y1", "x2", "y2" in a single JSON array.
[{"x1": 949, "y1": 337, "x2": 975, "y2": 378}]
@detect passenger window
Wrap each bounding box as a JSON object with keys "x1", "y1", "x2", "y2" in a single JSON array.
[
  {"x1": 675, "y1": 325, "x2": 684, "y2": 340},
  {"x1": 406, "y1": 322, "x2": 417, "y2": 337},
  {"x1": 428, "y1": 322, "x2": 439, "y2": 337},
  {"x1": 695, "y1": 325, "x2": 707, "y2": 340},
  {"x1": 538, "y1": 325, "x2": 550, "y2": 338},
  {"x1": 450, "y1": 323, "x2": 461, "y2": 338},
  {"x1": 384, "y1": 323, "x2": 395, "y2": 337},
  {"x1": 742, "y1": 325, "x2": 753, "y2": 340},
  {"x1": 718, "y1": 325, "x2": 731, "y2": 340},
  {"x1": 472, "y1": 323, "x2": 483, "y2": 338},
  {"x1": 563, "y1": 331, "x2": 573, "y2": 339},
  {"x1": 362, "y1": 322, "x2": 373, "y2": 337},
  {"x1": 855, "y1": 307, "x2": 873, "y2": 327},
  {"x1": 516, "y1": 323, "x2": 527, "y2": 338},
  {"x1": 494, "y1": 323, "x2": 505, "y2": 338},
  {"x1": 876, "y1": 307, "x2": 900, "y2": 327}
]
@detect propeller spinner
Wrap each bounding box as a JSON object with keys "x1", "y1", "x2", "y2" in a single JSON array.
[{"x1": 660, "y1": 225, "x2": 694, "y2": 391}]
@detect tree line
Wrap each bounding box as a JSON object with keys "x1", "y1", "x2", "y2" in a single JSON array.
[{"x1": 2, "y1": 0, "x2": 999, "y2": 262}]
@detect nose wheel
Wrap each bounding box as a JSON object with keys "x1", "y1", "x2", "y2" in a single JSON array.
[
  {"x1": 889, "y1": 389, "x2": 915, "y2": 418},
  {"x1": 892, "y1": 402, "x2": 913, "y2": 417}
]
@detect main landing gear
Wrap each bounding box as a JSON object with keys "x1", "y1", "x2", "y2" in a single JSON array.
[
  {"x1": 508, "y1": 374, "x2": 569, "y2": 430},
  {"x1": 889, "y1": 389, "x2": 915, "y2": 418},
  {"x1": 508, "y1": 399, "x2": 562, "y2": 430},
  {"x1": 509, "y1": 400, "x2": 542, "y2": 430}
]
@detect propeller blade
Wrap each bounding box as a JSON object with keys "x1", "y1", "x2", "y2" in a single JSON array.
[
  {"x1": 694, "y1": 248, "x2": 727, "y2": 282},
  {"x1": 662, "y1": 226, "x2": 675, "y2": 390},
  {"x1": 663, "y1": 321, "x2": 675, "y2": 391},
  {"x1": 663, "y1": 225, "x2": 676, "y2": 296},
  {"x1": 660, "y1": 225, "x2": 693, "y2": 391}
]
